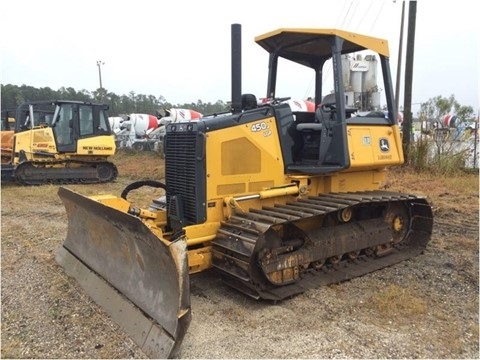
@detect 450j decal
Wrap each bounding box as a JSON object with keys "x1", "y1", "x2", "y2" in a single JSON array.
[{"x1": 250, "y1": 121, "x2": 272, "y2": 137}]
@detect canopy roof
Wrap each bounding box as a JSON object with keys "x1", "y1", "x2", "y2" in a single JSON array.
[{"x1": 255, "y1": 28, "x2": 389, "y2": 68}]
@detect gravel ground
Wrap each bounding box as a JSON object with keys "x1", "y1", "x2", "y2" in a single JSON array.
[{"x1": 1, "y1": 168, "x2": 478, "y2": 359}]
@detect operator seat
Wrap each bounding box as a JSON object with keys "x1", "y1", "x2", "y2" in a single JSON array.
[
  {"x1": 295, "y1": 94, "x2": 336, "y2": 162},
  {"x1": 297, "y1": 93, "x2": 336, "y2": 130},
  {"x1": 241, "y1": 94, "x2": 257, "y2": 110}
]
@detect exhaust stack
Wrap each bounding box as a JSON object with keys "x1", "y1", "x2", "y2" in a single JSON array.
[{"x1": 231, "y1": 23, "x2": 242, "y2": 114}]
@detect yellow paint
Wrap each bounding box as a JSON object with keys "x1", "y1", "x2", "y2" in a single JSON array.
[
  {"x1": 347, "y1": 124, "x2": 403, "y2": 168},
  {"x1": 12, "y1": 127, "x2": 115, "y2": 163},
  {"x1": 206, "y1": 117, "x2": 287, "y2": 201},
  {"x1": 76, "y1": 136, "x2": 116, "y2": 156}
]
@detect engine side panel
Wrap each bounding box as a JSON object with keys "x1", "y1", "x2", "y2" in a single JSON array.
[{"x1": 347, "y1": 124, "x2": 404, "y2": 168}]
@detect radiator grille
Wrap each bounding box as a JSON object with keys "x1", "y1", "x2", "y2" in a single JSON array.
[{"x1": 165, "y1": 125, "x2": 206, "y2": 225}]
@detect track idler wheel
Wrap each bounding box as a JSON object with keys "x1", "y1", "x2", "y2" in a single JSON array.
[
  {"x1": 384, "y1": 202, "x2": 409, "y2": 244},
  {"x1": 96, "y1": 162, "x2": 118, "y2": 182}
]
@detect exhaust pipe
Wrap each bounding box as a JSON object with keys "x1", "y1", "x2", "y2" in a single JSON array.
[{"x1": 231, "y1": 23, "x2": 242, "y2": 114}]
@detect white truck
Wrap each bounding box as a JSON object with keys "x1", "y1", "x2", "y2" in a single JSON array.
[{"x1": 109, "y1": 109, "x2": 203, "y2": 151}]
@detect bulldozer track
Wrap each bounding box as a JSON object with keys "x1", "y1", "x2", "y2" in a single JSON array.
[
  {"x1": 15, "y1": 160, "x2": 118, "y2": 185},
  {"x1": 212, "y1": 190, "x2": 433, "y2": 301}
]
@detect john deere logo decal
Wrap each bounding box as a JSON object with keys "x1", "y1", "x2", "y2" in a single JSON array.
[{"x1": 379, "y1": 138, "x2": 390, "y2": 152}]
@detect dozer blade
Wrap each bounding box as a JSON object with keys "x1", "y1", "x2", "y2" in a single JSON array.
[{"x1": 56, "y1": 187, "x2": 191, "y2": 359}]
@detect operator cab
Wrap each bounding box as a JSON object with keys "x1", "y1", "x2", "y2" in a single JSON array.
[
  {"x1": 254, "y1": 29, "x2": 400, "y2": 174},
  {"x1": 15, "y1": 100, "x2": 112, "y2": 153}
]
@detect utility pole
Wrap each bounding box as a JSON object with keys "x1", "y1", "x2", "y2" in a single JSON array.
[
  {"x1": 402, "y1": 0, "x2": 417, "y2": 159},
  {"x1": 96, "y1": 60, "x2": 104, "y2": 90},
  {"x1": 395, "y1": 1, "x2": 406, "y2": 112},
  {"x1": 96, "y1": 60, "x2": 105, "y2": 101}
]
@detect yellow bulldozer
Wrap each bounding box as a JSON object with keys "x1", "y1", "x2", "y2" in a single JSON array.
[
  {"x1": 56, "y1": 25, "x2": 433, "y2": 358},
  {"x1": 1, "y1": 100, "x2": 117, "y2": 185},
  {"x1": 1, "y1": 109, "x2": 16, "y2": 164}
]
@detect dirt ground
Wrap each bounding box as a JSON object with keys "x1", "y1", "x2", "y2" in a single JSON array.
[{"x1": 1, "y1": 152, "x2": 479, "y2": 359}]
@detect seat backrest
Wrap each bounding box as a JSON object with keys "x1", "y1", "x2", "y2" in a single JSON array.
[
  {"x1": 241, "y1": 94, "x2": 257, "y2": 110},
  {"x1": 315, "y1": 107, "x2": 330, "y2": 123},
  {"x1": 322, "y1": 93, "x2": 336, "y2": 107},
  {"x1": 313, "y1": 93, "x2": 337, "y2": 123}
]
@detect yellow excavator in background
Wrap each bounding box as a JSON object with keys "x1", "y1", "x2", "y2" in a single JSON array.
[
  {"x1": 56, "y1": 25, "x2": 433, "y2": 358},
  {"x1": 1, "y1": 100, "x2": 117, "y2": 185}
]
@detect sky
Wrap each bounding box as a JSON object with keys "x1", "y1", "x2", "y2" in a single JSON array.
[{"x1": 1, "y1": 0, "x2": 478, "y2": 115}]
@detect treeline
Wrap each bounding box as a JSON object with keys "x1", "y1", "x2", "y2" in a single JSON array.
[{"x1": 1, "y1": 84, "x2": 230, "y2": 116}]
